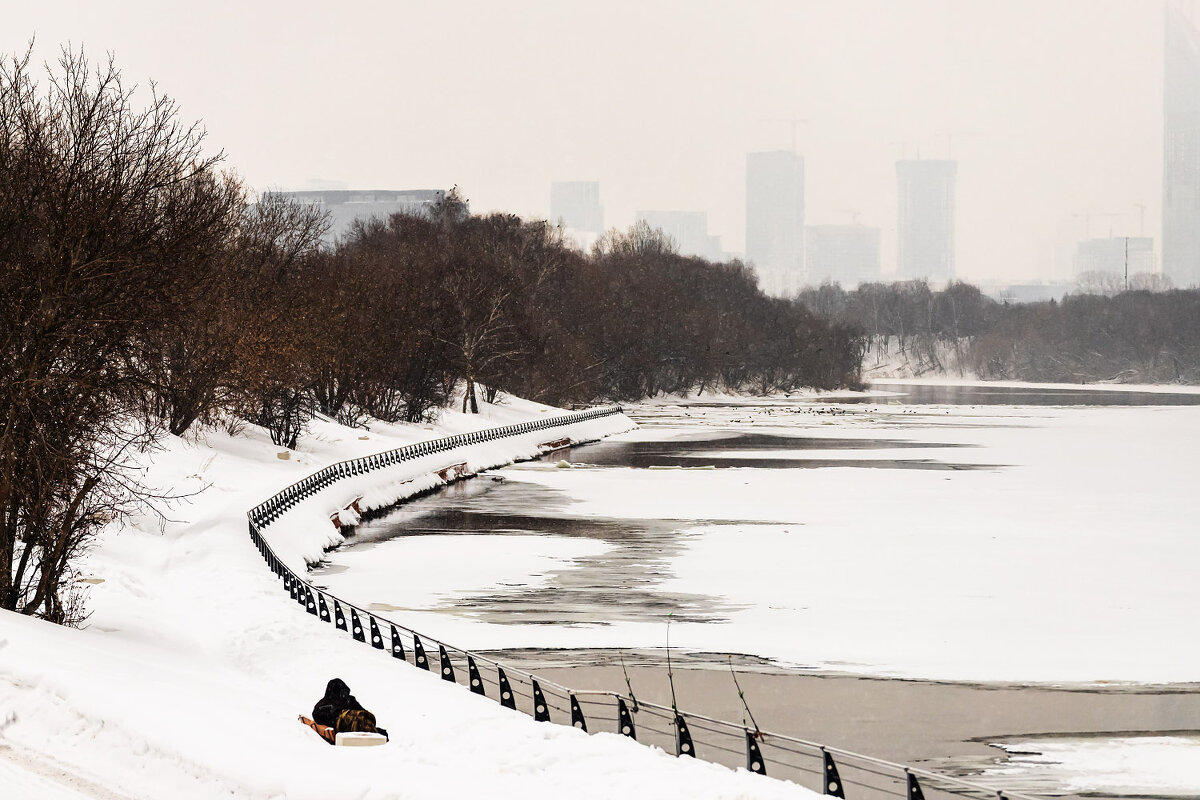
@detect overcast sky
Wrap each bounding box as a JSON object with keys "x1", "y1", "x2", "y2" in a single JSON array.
[{"x1": 5, "y1": 0, "x2": 1172, "y2": 282}]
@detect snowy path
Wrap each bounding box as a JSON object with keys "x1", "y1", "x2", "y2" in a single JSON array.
[{"x1": 0, "y1": 744, "x2": 141, "y2": 800}]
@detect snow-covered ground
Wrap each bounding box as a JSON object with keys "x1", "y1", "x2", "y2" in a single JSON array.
[
  {"x1": 1, "y1": 394, "x2": 814, "y2": 799},
  {"x1": 319, "y1": 390, "x2": 1200, "y2": 685}
]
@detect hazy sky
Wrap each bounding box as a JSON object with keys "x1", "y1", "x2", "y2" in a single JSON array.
[{"x1": 6, "y1": 1, "x2": 1171, "y2": 282}]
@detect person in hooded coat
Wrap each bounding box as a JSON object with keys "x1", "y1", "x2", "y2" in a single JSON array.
[
  {"x1": 312, "y1": 678, "x2": 363, "y2": 727},
  {"x1": 300, "y1": 678, "x2": 388, "y2": 744}
]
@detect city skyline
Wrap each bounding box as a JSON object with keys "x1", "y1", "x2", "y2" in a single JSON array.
[{"x1": 6, "y1": 0, "x2": 1168, "y2": 283}]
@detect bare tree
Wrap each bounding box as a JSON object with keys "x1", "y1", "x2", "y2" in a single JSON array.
[{"x1": 0, "y1": 47, "x2": 254, "y2": 621}]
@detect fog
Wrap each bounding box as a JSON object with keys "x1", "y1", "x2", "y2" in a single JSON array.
[{"x1": 5, "y1": 0, "x2": 1167, "y2": 282}]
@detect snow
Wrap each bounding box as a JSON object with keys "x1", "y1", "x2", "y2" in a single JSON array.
[
  {"x1": 0, "y1": 754, "x2": 104, "y2": 800},
  {"x1": 324, "y1": 534, "x2": 611, "y2": 613},
  {"x1": 0, "y1": 394, "x2": 813, "y2": 799},
  {"x1": 987, "y1": 736, "x2": 1200, "y2": 796},
  {"x1": 317, "y1": 396, "x2": 1200, "y2": 685}
]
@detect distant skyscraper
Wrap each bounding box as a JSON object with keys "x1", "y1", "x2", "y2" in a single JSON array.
[
  {"x1": 1075, "y1": 237, "x2": 1155, "y2": 277},
  {"x1": 272, "y1": 189, "x2": 450, "y2": 245},
  {"x1": 1164, "y1": 4, "x2": 1200, "y2": 287},
  {"x1": 896, "y1": 160, "x2": 956, "y2": 281},
  {"x1": 746, "y1": 151, "x2": 805, "y2": 296},
  {"x1": 805, "y1": 224, "x2": 881, "y2": 287},
  {"x1": 635, "y1": 210, "x2": 722, "y2": 261},
  {"x1": 550, "y1": 181, "x2": 604, "y2": 234}
]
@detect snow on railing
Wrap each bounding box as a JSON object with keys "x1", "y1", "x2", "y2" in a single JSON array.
[{"x1": 245, "y1": 406, "x2": 1041, "y2": 800}]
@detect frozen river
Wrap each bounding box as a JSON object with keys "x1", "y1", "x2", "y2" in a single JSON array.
[
  {"x1": 316, "y1": 381, "x2": 1200, "y2": 684},
  {"x1": 313, "y1": 382, "x2": 1200, "y2": 795}
]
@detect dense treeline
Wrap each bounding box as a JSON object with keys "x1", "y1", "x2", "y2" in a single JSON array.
[
  {"x1": 797, "y1": 280, "x2": 1200, "y2": 383},
  {"x1": 1, "y1": 50, "x2": 860, "y2": 622},
  {"x1": 317, "y1": 215, "x2": 864, "y2": 430}
]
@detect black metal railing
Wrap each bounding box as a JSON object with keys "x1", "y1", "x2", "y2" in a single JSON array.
[
  {"x1": 247, "y1": 406, "x2": 622, "y2": 527},
  {"x1": 245, "y1": 406, "x2": 1040, "y2": 800}
]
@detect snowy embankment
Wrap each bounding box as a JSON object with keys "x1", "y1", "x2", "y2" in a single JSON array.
[
  {"x1": 262, "y1": 405, "x2": 633, "y2": 573},
  {"x1": 862, "y1": 336, "x2": 973, "y2": 380},
  {"x1": 0, "y1": 395, "x2": 811, "y2": 800}
]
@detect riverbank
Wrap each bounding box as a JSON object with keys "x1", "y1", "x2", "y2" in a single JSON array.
[{"x1": 0, "y1": 393, "x2": 815, "y2": 800}]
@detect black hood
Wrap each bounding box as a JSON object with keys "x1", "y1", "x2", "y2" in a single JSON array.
[{"x1": 323, "y1": 678, "x2": 351, "y2": 699}]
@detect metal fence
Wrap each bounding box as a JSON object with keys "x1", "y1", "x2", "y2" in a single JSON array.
[{"x1": 246, "y1": 406, "x2": 1040, "y2": 800}]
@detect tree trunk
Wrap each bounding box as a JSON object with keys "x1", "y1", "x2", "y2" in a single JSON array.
[{"x1": 462, "y1": 379, "x2": 480, "y2": 414}]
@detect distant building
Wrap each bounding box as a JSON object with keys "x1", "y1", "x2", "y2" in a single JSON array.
[
  {"x1": 804, "y1": 224, "x2": 881, "y2": 287},
  {"x1": 746, "y1": 151, "x2": 805, "y2": 296},
  {"x1": 896, "y1": 160, "x2": 956, "y2": 281},
  {"x1": 1075, "y1": 237, "x2": 1155, "y2": 277},
  {"x1": 550, "y1": 181, "x2": 604, "y2": 234},
  {"x1": 273, "y1": 189, "x2": 449, "y2": 245},
  {"x1": 982, "y1": 282, "x2": 1073, "y2": 305},
  {"x1": 635, "y1": 210, "x2": 722, "y2": 261},
  {"x1": 1164, "y1": 4, "x2": 1200, "y2": 287}
]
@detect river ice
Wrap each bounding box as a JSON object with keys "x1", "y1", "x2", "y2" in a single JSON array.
[{"x1": 319, "y1": 393, "x2": 1200, "y2": 685}]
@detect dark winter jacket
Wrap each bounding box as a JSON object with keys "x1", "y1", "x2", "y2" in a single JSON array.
[{"x1": 312, "y1": 678, "x2": 365, "y2": 727}]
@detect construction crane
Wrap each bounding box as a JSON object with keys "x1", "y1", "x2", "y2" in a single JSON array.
[
  {"x1": 1133, "y1": 203, "x2": 1147, "y2": 237},
  {"x1": 940, "y1": 131, "x2": 980, "y2": 159},
  {"x1": 766, "y1": 117, "x2": 809, "y2": 152},
  {"x1": 1073, "y1": 211, "x2": 1124, "y2": 240}
]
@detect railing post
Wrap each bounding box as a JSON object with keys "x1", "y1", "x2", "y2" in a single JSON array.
[
  {"x1": 617, "y1": 698, "x2": 636, "y2": 739},
  {"x1": 907, "y1": 772, "x2": 925, "y2": 800},
  {"x1": 675, "y1": 714, "x2": 695, "y2": 757},
  {"x1": 369, "y1": 616, "x2": 385, "y2": 649},
  {"x1": 317, "y1": 593, "x2": 330, "y2": 623},
  {"x1": 497, "y1": 667, "x2": 516, "y2": 709},
  {"x1": 746, "y1": 730, "x2": 766, "y2": 775},
  {"x1": 389, "y1": 625, "x2": 406, "y2": 661},
  {"x1": 333, "y1": 600, "x2": 347, "y2": 632},
  {"x1": 350, "y1": 608, "x2": 366, "y2": 643},
  {"x1": 531, "y1": 680, "x2": 551, "y2": 722},
  {"x1": 822, "y1": 749, "x2": 845, "y2": 798},
  {"x1": 438, "y1": 645, "x2": 455, "y2": 682},
  {"x1": 569, "y1": 694, "x2": 587, "y2": 731},
  {"x1": 412, "y1": 633, "x2": 429, "y2": 670},
  {"x1": 467, "y1": 656, "x2": 486, "y2": 695}
]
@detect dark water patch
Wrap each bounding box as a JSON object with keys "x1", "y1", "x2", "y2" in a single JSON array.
[
  {"x1": 453, "y1": 585, "x2": 736, "y2": 625},
  {"x1": 560, "y1": 432, "x2": 981, "y2": 471},
  {"x1": 613, "y1": 456, "x2": 995, "y2": 470},
  {"x1": 561, "y1": 433, "x2": 994, "y2": 470},
  {"x1": 333, "y1": 477, "x2": 742, "y2": 624},
  {"x1": 329, "y1": 426, "x2": 998, "y2": 622}
]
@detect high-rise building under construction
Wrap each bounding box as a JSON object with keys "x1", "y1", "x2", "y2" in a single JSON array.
[
  {"x1": 745, "y1": 151, "x2": 805, "y2": 296},
  {"x1": 1164, "y1": 4, "x2": 1200, "y2": 287},
  {"x1": 896, "y1": 160, "x2": 957, "y2": 281}
]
